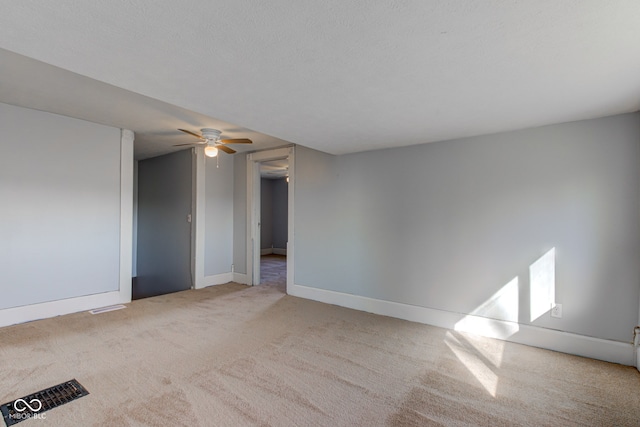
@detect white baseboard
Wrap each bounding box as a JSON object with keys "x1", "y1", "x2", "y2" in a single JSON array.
[
  {"x1": 0, "y1": 291, "x2": 126, "y2": 328},
  {"x1": 233, "y1": 273, "x2": 249, "y2": 285},
  {"x1": 191, "y1": 271, "x2": 248, "y2": 289},
  {"x1": 289, "y1": 284, "x2": 634, "y2": 366},
  {"x1": 198, "y1": 272, "x2": 234, "y2": 289},
  {"x1": 260, "y1": 248, "x2": 287, "y2": 256}
]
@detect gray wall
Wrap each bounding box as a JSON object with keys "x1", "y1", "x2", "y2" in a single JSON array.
[
  {"x1": 260, "y1": 177, "x2": 289, "y2": 250},
  {"x1": 204, "y1": 153, "x2": 234, "y2": 276},
  {"x1": 272, "y1": 178, "x2": 289, "y2": 249},
  {"x1": 294, "y1": 113, "x2": 640, "y2": 343},
  {"x1": 136, "y1": 149, "x2": 192, "y2": 299},
  {"x1": 0, "y1": 103, "x2": 122, "y2": 309},
  {"x1": 260, "y1": 178, "x2": 274, "y2": 249}
]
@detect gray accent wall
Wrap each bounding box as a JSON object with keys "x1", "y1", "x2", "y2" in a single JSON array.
[
  {"x1": 136, "y1": 149, "x2": 192, "y2": 299},
  {"x1": 294, "y1": 113, "x2": 640, "y2": 343},
  {"x1": 132, "y1": 160, "x2": 139, "y2": 277},
  {"x1": 204, "y1": 154, "x2": 234, "y2": 276},
  {"x1": 0, "y1": 103, "x2": 122, "y2": 309}
]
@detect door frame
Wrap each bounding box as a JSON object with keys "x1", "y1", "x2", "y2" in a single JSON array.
[{"x1": 246, "y1": 146, "x2": 295, "y2": 290}]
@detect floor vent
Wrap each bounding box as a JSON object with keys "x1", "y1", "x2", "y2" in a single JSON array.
[
  {"x1": 89, "y1": 304, "x2": 126, "y2": 315},
  {"x1": 0, "y1": 379, "x2": 89, "y2": 426}
]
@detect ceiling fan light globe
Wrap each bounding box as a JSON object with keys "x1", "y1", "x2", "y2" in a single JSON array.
[{"x1": 204, "y1": 146, "x2": 219, "y2": 157}]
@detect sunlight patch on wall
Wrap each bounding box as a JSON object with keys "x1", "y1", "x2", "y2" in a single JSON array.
[
  {"x1": 529, "y1": 248, "x2": 555, "y2": 322},
  {"x1": 469, "y1": 276, "x2": 519, "y2": 323},
  {"x1": 454, "y1": 277, "x2": 520, "y2": 340}
]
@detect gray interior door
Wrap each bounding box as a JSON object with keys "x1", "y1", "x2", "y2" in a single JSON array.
[{"x1": 134, "y1": 149, "x2": 192, "y2": 299}]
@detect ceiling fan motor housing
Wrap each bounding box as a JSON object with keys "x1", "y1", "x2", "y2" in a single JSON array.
[{"x1": 201, "y1": 128, "x2": 222, "y2": 142}]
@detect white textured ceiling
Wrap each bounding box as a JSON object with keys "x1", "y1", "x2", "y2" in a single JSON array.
[
  {"x1": 0, "y1": 49, "x2": 291, "y2": 159},
  {"x1": 1, "y1": 1, "x2": 639, "y2": 156}
]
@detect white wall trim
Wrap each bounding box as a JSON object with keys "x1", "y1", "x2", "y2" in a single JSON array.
[
  {"x1": 0, "y1": 292, "x2": 125, "y2": 328},
  {"x1": 246, "y1": 156, "x2": 259, "y2": 285},
  {"x1": 246, "y1": 147, "x2": 295, "y2": 288},
  {"x1": 233, "y1": 272, "x2": 249, "y2": 285},
  {"x1": 635, "y1": 327, "x2": 640, "y2": 370},
  {"x1": 192, "y1": 147, "x2": 206, "y2": 289},
  {"x1": 118, "y1": 129, "x2": 134, "y2": 304},
  {"x1": 198, "y1": 272, "x2": 234, "y2": 288},
  {"x1": 290, "y1": 283, "x2": 634, "y2": 366},
  {"x1": 286, "y1": 148, "x2": 295, "y2": 294},
  {"x1": 260, "y1": 247, "x2": 287, "y2": 256}
]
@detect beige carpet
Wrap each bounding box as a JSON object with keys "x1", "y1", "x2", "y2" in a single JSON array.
[{"x1": 1, "y1": 282, "x2": 639, "y2": 426}]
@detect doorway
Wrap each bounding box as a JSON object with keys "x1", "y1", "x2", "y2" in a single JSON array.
[
  {"x1": 259, "y1": 160, "x2": 289, "y2": 291},
  {"x1": 247, "y1": 147, "x2": 295, "y2": 291}
]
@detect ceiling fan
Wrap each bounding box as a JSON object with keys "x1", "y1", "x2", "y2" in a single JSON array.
[{"x1": 175, "y1": 128, "x2": 252, "y2": 157}]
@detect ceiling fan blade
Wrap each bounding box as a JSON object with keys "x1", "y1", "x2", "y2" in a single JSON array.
[
  {"x1": 219, "y1": 138, "x2": 252, "y2": 144},
  {"x1": 173, "y1": 142, "x2": 204, "y2": 146},
  {"x1": 216, "y1": 144, "x2": 237, "y2": 154},
  {"x1": 178, "y1": 128, "x2": 204, "y2": 140}
]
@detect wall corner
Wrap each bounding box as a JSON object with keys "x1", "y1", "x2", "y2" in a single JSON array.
[{"x1": 119, "y1": 128, "x2": 134, "y2": 303}]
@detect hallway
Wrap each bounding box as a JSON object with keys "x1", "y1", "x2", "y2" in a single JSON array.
[{"x1": 260, "y1": 254, "x2": 286, "y2": 292}]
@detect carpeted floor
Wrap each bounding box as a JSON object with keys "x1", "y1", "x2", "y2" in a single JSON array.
[
  {"x1": 1, "y1": 282, "x2": 639, "y2": 426},
  {"x1": 260, "y1": 254, "x2": 287, "y2": 291}
]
